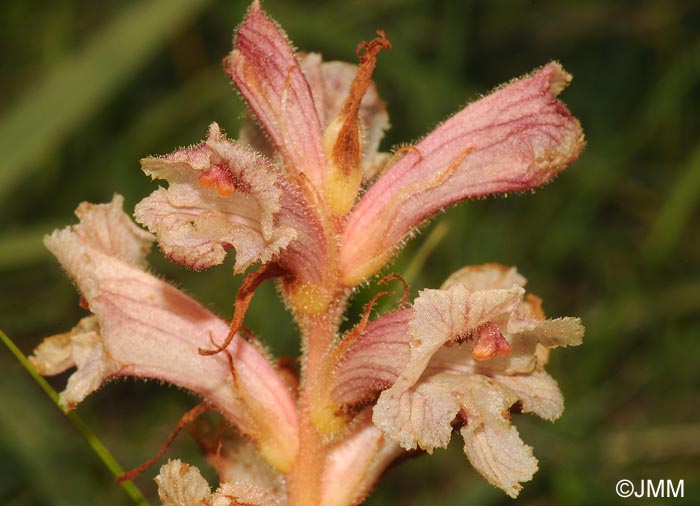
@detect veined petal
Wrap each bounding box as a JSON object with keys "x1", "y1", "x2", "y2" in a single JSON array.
[
  {"x1": 224, "y1": 1, "x2": 325, "y2": 187},
  {"x1": 135, "y1": 123, "x2": 296, "y2": 274},
  {"x1": 311, "y1": 308, "x2": 411, "y2": 435},
  {"x1": 320, "y1": 411, "x2": 403, "y2": 506},
  {"x1": 340, "y1": 62, "x2": 585, "y2": 285},
  {"x1": 332, "y1": 309, "x2": 412, "y2": 408},
  {"x1": 35, "y1": 196, "x2": 298, "y2": 471},
  {"x1": 374, "y1": 371, "x2": 466, "y2": 451},
  {"x1": 274, "y1": 176, "x2": 332, "y2": 288},
  {"x1": 508, "y1": 316, "x2": 584, "y2": 347}
]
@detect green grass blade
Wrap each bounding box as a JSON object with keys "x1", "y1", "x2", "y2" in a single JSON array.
[
  {"x1": 644, "y1": 143, "x2": 700, "y2": 264},
  {"x1": 0, "y1": 0, "x2": 211, "y2": 203},
  {"x1": 403, "y1": 221, "x2": 450, "y2": 286},
  {"x1": 0, "y1": 329, "x2": 151, "y2": 506}
]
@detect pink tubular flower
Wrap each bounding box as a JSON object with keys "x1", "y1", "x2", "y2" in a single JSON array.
[
  {"x1": 31, "y1": 196, "x2": 299, "y2": 471},
  {"x1": 32, "y1": 2, "x2": 585, "y2": 505},
  {"x1": 340, "y1": 63, "x2": 584, "y2": 285}
]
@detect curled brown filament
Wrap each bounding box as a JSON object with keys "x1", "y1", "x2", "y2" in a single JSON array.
[
  {"x1": 199, "y1": 263, "x2": 288, "y2": 356},
  {"x1": 117, "y1": 403, "x2": 211, "y2": 485}
]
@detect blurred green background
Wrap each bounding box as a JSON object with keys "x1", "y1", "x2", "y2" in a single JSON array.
[{"x1": 1, "y1": 0, "x2": 699, "y2": 504}]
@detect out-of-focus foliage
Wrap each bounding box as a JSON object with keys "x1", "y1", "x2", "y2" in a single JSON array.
[{"x1": 1, "y1": 0, "x2": 698, "y2": 504}]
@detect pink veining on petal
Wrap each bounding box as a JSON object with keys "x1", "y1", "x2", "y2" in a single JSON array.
[
  {"x1": 275, "y1": 175, "x2": 331, "y2": 287},
  {"x1": 332, "y1": 309, "x2": 411, "y2": 408},
  {"x1": 340, "y1": 62, "x2": 585, "y2": 285},
  {"x1": 36, "y1": 196, "x2": 298, "y2": 470},
  {"x1": 224, "y1": 1, "x2": 325, "y2": 187}
]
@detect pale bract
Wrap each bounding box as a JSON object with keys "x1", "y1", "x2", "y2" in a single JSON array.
[{"x1": 31, "y1": 1, "x2": 585, "y2": 505}]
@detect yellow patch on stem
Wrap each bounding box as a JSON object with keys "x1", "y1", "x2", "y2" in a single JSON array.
[
  {"x1": 285, "y1": 281, "x2": 333, "y2": 315},
  {"x1": 311, "y1": 402, "x2": 348, "y2": 435}
]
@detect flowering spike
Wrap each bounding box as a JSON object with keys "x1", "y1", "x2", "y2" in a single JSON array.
[{"x1": 33, "y1": 3, "x2": 586, "y2": 503}]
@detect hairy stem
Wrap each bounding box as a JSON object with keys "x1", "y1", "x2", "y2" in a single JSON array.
[{"x1": 286, "y1": 289, "x2": 347, "y2": 506}]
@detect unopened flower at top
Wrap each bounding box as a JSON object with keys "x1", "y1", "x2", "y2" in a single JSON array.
[{"x1": 30, "y1": 2, "x2": 585, "y2": 505}]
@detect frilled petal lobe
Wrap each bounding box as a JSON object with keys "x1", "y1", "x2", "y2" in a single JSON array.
[
  {"x1": 340, "y1": 63, "x2": 585, "y2": 284},
  {"x1": 156, "y1": 460, "x2": 212, "y2": 506},
  {"x1": 33, "y1": 196, "x2": 298, "y2": 471},
  {"x1": 224, "y1": 1, "x2": 325, "y2": 187},
  {"x1": 457, "y1": 375, "x2": 538, "y2": 498},
  {"x1": 30, "y1": 316, "x2": 117, "y2": 408},
  {"x1": 372, "y1": 264, "x2": 583, "y2": 497},
  {"x1": 493, "y1": 369, "x2": 564, "y2": 421},
  {"x1": 135, "y1": 123, "x2": 295, "y2": 273}
]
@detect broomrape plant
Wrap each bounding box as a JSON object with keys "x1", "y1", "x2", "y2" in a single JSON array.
[{"x1": 30, "y1": 2, "x2": 586, "y2": 505}]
